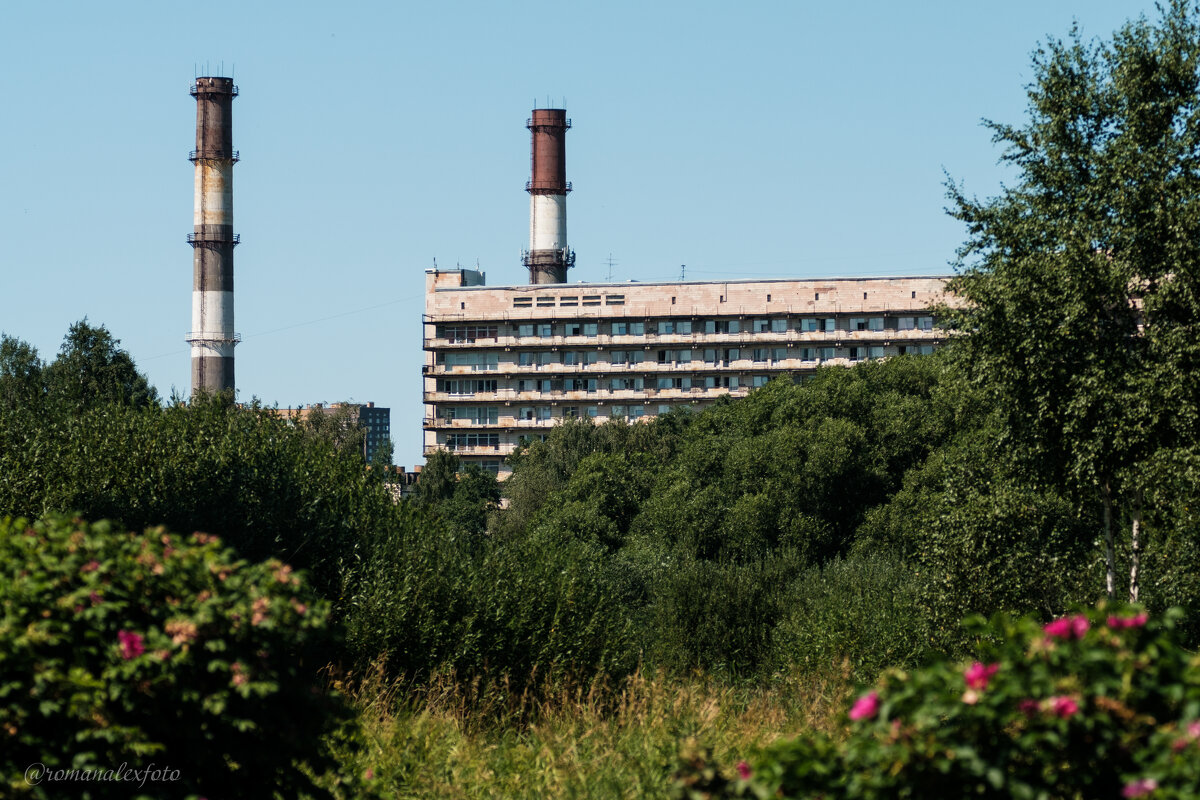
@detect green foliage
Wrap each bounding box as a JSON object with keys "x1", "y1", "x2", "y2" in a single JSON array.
[
  {"x1": 342, "y1": 504, "x2": 479, "y2": 679},
  {"x1": 694, "y1": 605, "x2": 1200, "y2": 799},
  {"x1": 644, "y1": 553, "x2": 803, "y2": 676},
  {"x1": 632, "y1": 358, "x2": 957, "y2": 566},
  {"x1": 414, "y1": 450, "x2": 500, "y2": 540},
  {"x1": 43, "y1": 321, "x2": 159, "y2": 411},
  {"x1": 0, "y1": 334, "x2": 45, "y2": 410},
  {"x1": 500, "y1": 417, "x2": 679, "y2": 540},
  {"x1": 301, "y1": 403, "x2": 368, "y2": 461},
  {"x1": 862, "y1": 427, "x2": 1100, "y2": 650},
  {"x1": 345, "y1": 513, "x2": 635, "y2": 689},
  {"x1": 945, "y1": 0, "x2": 1200, "y2": 598},
  {"x1": 772, "y1": 549, "x2": 928, "y2": 682},
  {"x1": 0, "y1": 514, "x2": 353, "y2": 799},
  {"x1": 0, "y1": 395, "x2": 398, "y2": 600}
]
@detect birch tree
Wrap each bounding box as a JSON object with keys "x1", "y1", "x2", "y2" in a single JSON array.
[{"x1": 946, "y1": 1, "x2": 1200, "y2": 601}]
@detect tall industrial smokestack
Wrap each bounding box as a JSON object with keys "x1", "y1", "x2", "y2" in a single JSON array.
[
  {"x1": 522, "y1": 108, "x2": 574, "y2": 284},
  {"x1": 187, "y1": 77, "x2": 240, "y2": 397}
]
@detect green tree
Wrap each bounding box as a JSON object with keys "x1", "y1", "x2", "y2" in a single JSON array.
[
  {"x1": 42, "y1": 320, "x2": 158, "y2": 411},
  {"x1": 945, "y1": 1, "x2": 1200, "y2": 601},
  {"x1": 0, "y1": 334, "x2": 45, "y2": 410},
  {"x1": 414, "y1": 448, "x2": 460, "y2": 505},
  {"x1": 299, "y1": 402, "x2": 368, "y2": 460},
  {"x1": 414, "y1": 450, "x2": 499, "y2": 539}
]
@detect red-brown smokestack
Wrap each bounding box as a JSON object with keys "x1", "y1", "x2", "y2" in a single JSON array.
[{"x1": 522, "y1": 109, "x2": 573, "y2": 284}]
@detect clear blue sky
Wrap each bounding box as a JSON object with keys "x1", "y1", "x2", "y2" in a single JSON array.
[{"x1": 0, "y1": 0, "x2": 1163, "y2": 464}]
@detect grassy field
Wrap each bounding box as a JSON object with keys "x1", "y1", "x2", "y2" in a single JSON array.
[{"x1": 328, "y1": 668, "x2": 853, "y2": 799}]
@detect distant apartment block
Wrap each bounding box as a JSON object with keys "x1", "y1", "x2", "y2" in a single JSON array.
[
  {"x1": 423, "y1": 269, "x2": 947, "y2": 475},
  {"x1": 277, "y1": 402, "x2": 392, "y2": 463}
]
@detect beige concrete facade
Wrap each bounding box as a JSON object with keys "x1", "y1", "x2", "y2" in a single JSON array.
[{"x1": 424, "y1": 269, "x2": 949, "y2": 474}]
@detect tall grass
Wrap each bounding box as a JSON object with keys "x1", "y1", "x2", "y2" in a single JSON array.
[{"x1": 326, "y1": 667, "x2": 852, "y2": 800}]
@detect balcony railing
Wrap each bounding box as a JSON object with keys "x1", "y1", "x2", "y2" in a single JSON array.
[
  {"x1": 187, "y1": 232, "x2": 240, "y2": 245},
  {"x1": 189, "y1": 149, "x2": 240, "y2": 162},
  {"x1": 184, "y1": 331, "x2": 242, "y2": 344}
]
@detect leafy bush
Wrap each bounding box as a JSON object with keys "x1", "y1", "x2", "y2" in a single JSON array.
[
  {"x1": 345, "y1": 516, "x2": 635, "y2": 690},
  {"x1": 342, "y1": 505, "x2": 480, "y2": 679},
  {"x1": 0, "y1": 514, "x2": 353, "y2": 799},
  {"x1": 772, "y1": 549, "x2": 928, "y2": 681},
  {"x1": 696, "y1": 605, "x2": 1200, "y2": 799},
  {"x1": 0, "y1": 397, "x2": 399, "y2": 600},
  {"x1": 645, "y1": 553, "x2": 802, "y2": 676}
]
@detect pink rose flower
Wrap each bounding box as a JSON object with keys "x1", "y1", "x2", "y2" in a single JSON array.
[
  {"x1": 964, "y1": 662, "x2": 1000, "y2": 690},
  {"x1": 1018, "y1": 699, "x2": 1040, "y2": 716},
  {"x1": 117, "y1": 630, "x2": 145, "y2": 660},
  {"x1": 849, "y1": 691, "x2": 880, "y2": 721},
  {"x1": 1122, "y1": 778, "x2": 1159, "y2": 798},
  {"x1": 1044, "y1": 614, "x2": 1090, "y2": 639},
  {"x1": 1108, "y1": 613, "x2": 1150, "y2": 630},
  {"x1": 1050, "y1": 696, "x2": 1079, "y2": 718},
  {"x1": 736, "y1": 761, "x2": 752, "y2": 780},
  {"x1": 231, "y1": 662, "x2": 248, "y2": 686},
  {"x1": 81, "y1": 560, "x2": 100, "y2": 573}
]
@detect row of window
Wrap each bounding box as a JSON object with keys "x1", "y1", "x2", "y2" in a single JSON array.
[
  {"x1": 445, "y1": 433, "x2": 501, "y2": 450},
  {"x1": 439, "y1": 325, "x2": 499, "y2": 344},
  {"x1": 507, "y1": 288, "x2": 927, "y2": 310},
  {"x1": 512, "y1": 294, "x2": 624, "y2": 308},
  {"x1": 436, "y1": 316, "x2": 935, "y2": 341},
  {"x1": 444, "y1": 404, "x2": 683, "y2": 431},
  {"x1": 436, "y1": 374, "x2": 775, "y2": 399},
  {"x1": 436, "y1": 344, "x2": 938, "y2": 372},
  {"x1": 432, "y1": 349, "x2": 938, "y2": 396}
]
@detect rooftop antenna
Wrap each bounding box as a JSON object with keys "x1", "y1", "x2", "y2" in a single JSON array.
[
  {"x1": 605, "y1": 253, "x2": 617, "y2": 282},
  {"x1": 680, "y1": 264, "x2": 686, "y2": 281}
]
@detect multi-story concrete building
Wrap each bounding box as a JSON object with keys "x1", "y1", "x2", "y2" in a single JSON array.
[
  {"x1": 423, "y1": 269, "x2": 947, "y2": 475},
  {"x1": 422, "y1": 107, "x2": 947, "y2": 474}
]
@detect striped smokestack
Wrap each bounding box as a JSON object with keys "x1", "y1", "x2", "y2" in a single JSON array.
[
  {"x1": 522, "y1": 108, "x2": 574, "y2": 284},
  {"x1": 187, "y1": 77, "x2": 240, "y2": 397}
]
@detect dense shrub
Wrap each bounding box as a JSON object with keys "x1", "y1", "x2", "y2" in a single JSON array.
[
  {"x1": 345, "y1": 513, "x2": 635, "y2": 688},
  {"x1": 0, "y1": 397, "x2": 399, "y2": 599},
  {"x1": 644, "y1": 553, "x2": 803, "y2": 676},
  {"x1": 771, "y1": 549, "x2": 928, "y2": 681},
  {"x1": 0, "y1": 514, "x2": 354, "y2": 799},
  {"x1": 688, "y1": 605, "x2": 1200, "y2": 799},
  {"x1": 342, "y1": 505, "x2": 480, "y2": 678}
]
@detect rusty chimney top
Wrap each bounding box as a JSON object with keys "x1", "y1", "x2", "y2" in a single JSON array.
[{"x1": 522, "y1": 108, "x2": 574, "y2": 284}]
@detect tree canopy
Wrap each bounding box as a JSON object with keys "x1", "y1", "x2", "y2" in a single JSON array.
[{"x1": 945, "y1": 0, "x2": 1200, "y2": 600}]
